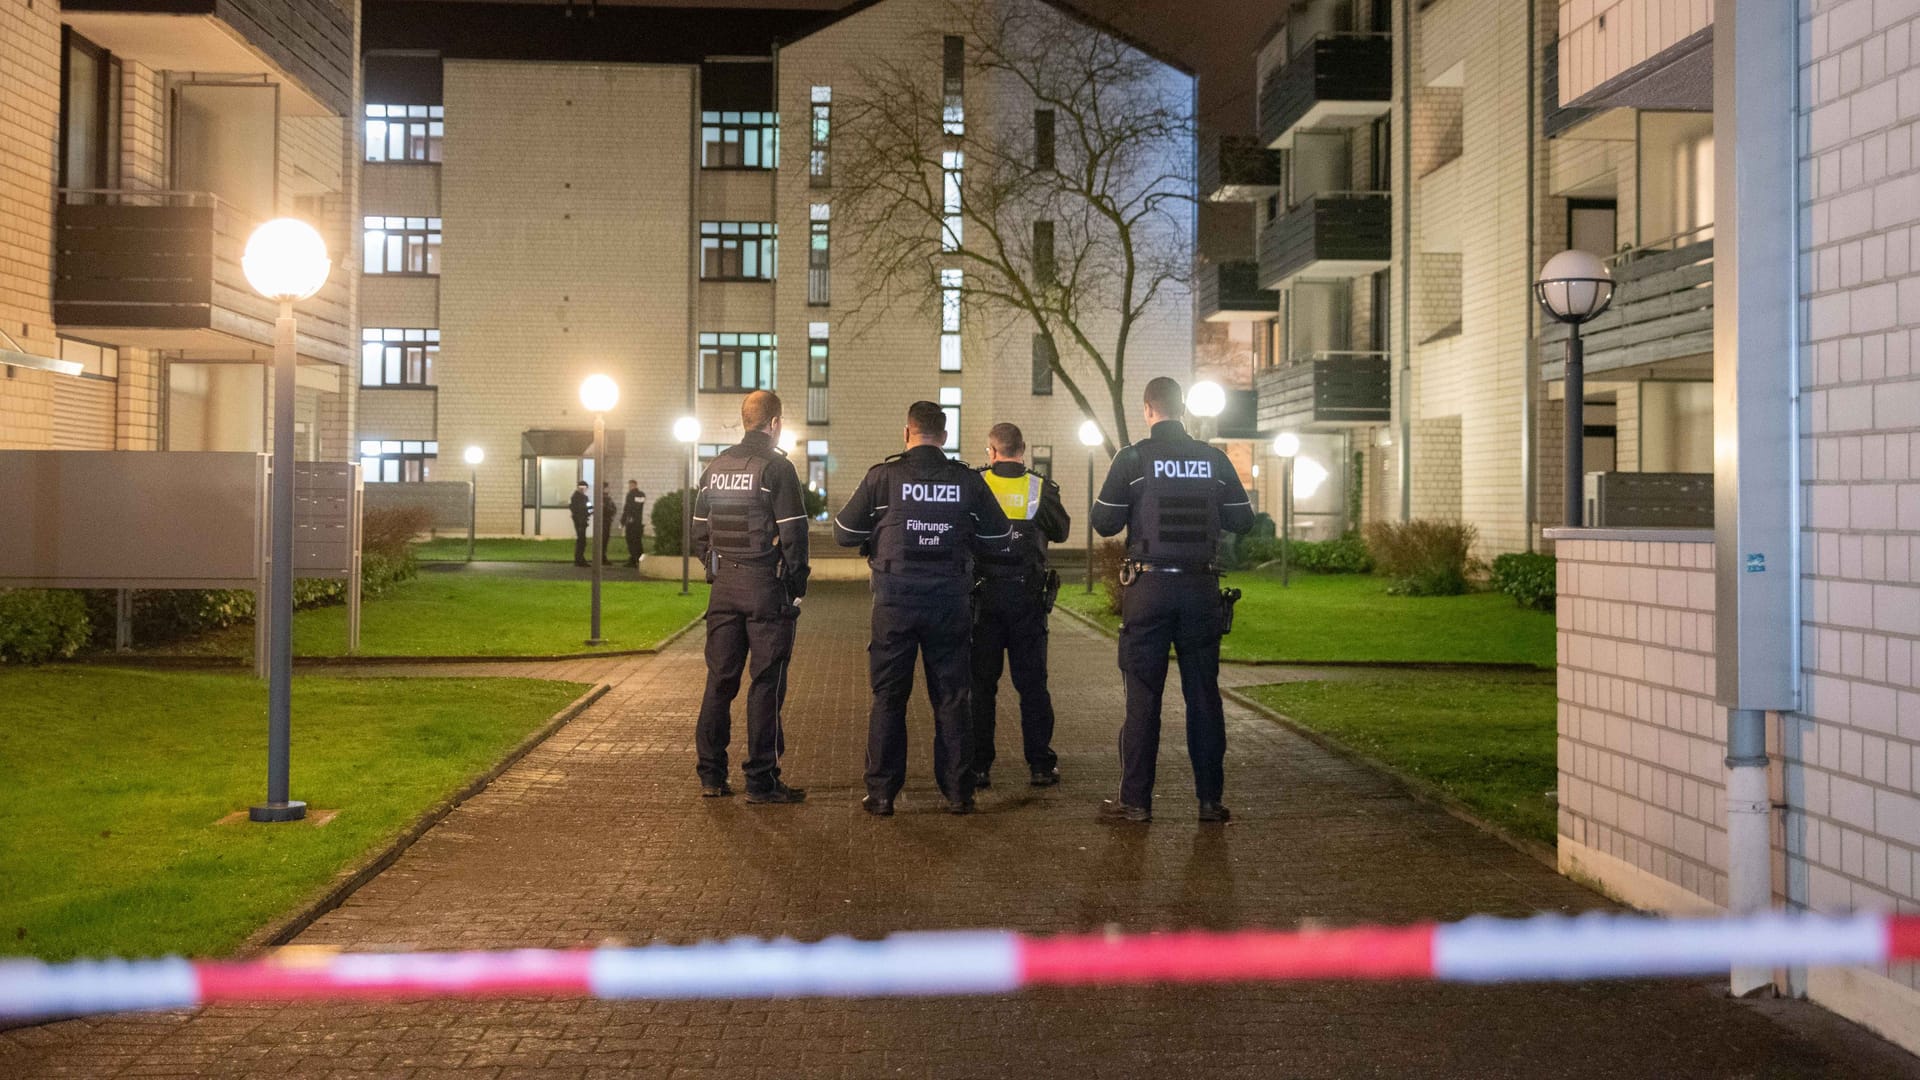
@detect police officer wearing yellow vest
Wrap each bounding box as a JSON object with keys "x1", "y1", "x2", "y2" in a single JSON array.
[
  {"x1": 970, "y1": 422, "x2": 1069, "y2": 790},
  {"x1": 1091, "y1": 377, "x2": 1254, "y2": 824},
  {"x1": 691, "y1": 390, "x2": 810, "y2": 804},
  {"x1": 834, "y1": 401, "x2": 1013, "y2": 816}
]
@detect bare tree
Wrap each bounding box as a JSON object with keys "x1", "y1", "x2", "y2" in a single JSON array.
[{"x1": 829, "y1": 0, "x2": 1194, "y2": 449}]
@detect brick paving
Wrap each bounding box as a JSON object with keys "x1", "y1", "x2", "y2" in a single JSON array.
[{"x1": 4, "y1": 582, "x2": 1916, "y2": 1078}]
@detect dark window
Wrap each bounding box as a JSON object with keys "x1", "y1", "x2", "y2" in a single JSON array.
[
  {"x1": 1033, "y1": 220, "x2": 1055, "y2": 285},
  {"x1": 810, "y1": 86, "x2": 831, "y2": 187},
  {"x1": 361, "y1": 328, "x2": 439, "y2": 388},
  {"x1": 700, "y1": 221, "x2": 777, "y2": 280},
  {"x1": 943, "y1": 35, "x2": 965, "y2": 134},
  {"x1": 1369, "y1": 117, "x2": 1391, "y2": 191},
  {"x1": 808, "y1": 207, "x2": 831, "y2": 305},
  {"x1": 1369, "y1": 270, "x2": 1391, "y2": 353},
  {"x1": 363, "y1": 216, "x2": 442, "y2": 274},
  {"x1": 1265, "y1": 193, "x2": 1280, "y2": 221},
  {"x1": 1030, "y1": 443, "x2": 1052, "y2": 478},
  {"x1": 365, "y1": 104, "x2": 443, "y2": 163},
  {"x1": 701, "y1": 110, "x2": 778, "y2": 169},
  {"x1": 1568, "y1": 197, "x2": 1618, "y2": 256},
  {"x1": 359, "y1": 439, "x2": 438, "y2": 483},
  {"x1": 60, "y1": 29, "x2": 120, "y2": 195},
  {"x1": 699, "y1": 332, "x2": 777, "y2": 392},
  {"x1": 1031, "y1": 334, "x2": 1055, "y2": 395},
  {"x1": 1034, "y1": 108, "x2": 1055, "y2": 170}
]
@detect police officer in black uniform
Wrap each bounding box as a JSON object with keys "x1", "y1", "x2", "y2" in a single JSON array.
[
  {"x1": 691, "y1": 390, "x2": 811, "y2": 804},
  {"x1": 1091, "y1": 377, "x2": 1254, "y2": 824},
  {"x1": 834, "y1": 400, "x2": 1012, "y2": 816},
  {"x1": 970, "y1": 422, "x2": 1069, "y2": 790},
  {"x1": 620, "y1": 481, "x2": 647, "y2": 567},
  {"x1": 569, "y1": 481, "x2": 591, "y2": 567}
]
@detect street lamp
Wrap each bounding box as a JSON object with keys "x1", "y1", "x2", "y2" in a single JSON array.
[
  {"x1": 580, "y1": 375, "x2": 619, "y2": 645},
  {"x1": 1078, "y1": 419, "x2": 1103, "y2": 593},
  {"x1": 1187, "y1": 379, "x2": 1226, "y2": 441},
  {"x1": 674, "y1": 415, "x2": 701, "y2": 596},
  {"x1": 241, "y1": 218, "x2": 330, "y2": 824},
  {"x1": 1273, "y1": 431, "x2": 1300, "y2": 588},
  {"x1": 1535, "y1": 249, "x2": 1615, "y2": 528},
  {"x1": 463, "y1": 445, "x2": 484, "y2": 563}
]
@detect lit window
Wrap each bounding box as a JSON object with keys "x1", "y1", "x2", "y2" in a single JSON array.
[
  {"x1": 700, "y1": 221, "x2": 777, "y2": 280},
  {"x1": 810, "y1": 86, "x2": 831, "y2": 187},
  {"x1": 360, "y1": 438, "x2": 439, "y2": 482},
  {"x1": 941, "y1": 151, "x2": 963, "y2": 250},
  {"x1": 360, "y1": 328, "x2": 439, "y2": 388},
  {"x1": 700, "y1": 110, "x2": 778, "y2": 169},
  {"x1": 808, "y1": 204, "x2": 831, "y2": 305},
  {"x1": 808, "y1": 322, "x2": 830, "y2": 388},
  {"x1": 362, "y1": 216, "x2": 441, "y2": 274},
  {"x1": 364, "y1": 104, "x2": 444, "y2": 163},
  {"x1": 939, "y1": 386, "x2": 961, "y2": 452},
  {"x1": 57, "y1": 337, "x2": 118, "y2": 379},
  {"x1": 939, "y1": 268, "x2": 962, "y2": 372},
  {"x1": 698, "y1": 332, "x2": 778, "y2": 392}
]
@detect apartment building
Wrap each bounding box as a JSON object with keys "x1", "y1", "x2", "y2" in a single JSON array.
[
  {"x1": 357, "y1": 0, "x2": 1194, "y2": 535},
  {"x1": 0, "y1": 0, "x2": 360, "y2": 459}
]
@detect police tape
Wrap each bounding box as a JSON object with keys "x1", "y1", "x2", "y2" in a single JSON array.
[{"x1": 5, "y1": 910, "x2": 1919, "y2": 1022}]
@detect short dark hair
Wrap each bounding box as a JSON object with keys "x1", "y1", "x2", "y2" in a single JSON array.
[
  {"x1": 742, "y1": 389, "x2": 782, "y2": 432},
  {"x1": 906, "y1": 400, "x2": 947, "y2": 438},
  {"x1": 987, "y1": 422, "x2": 1025, "y2": 456},
  {"x1": 576, "y1": 481, "x2": 588, "y2": 488},
  {"x1": 1143, "y1": 376, "x2": 1185, "y2": 419}
]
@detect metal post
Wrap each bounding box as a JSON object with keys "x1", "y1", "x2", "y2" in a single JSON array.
[
  {"x1": 251, "y1": 301, "x2": 305, "y2": 823},
  {"x1": 681, "y1": 442, "x2": 694, "y2": 596},
  {"x1": 1083, "y1": 448, "x2": 1095, "y2": 594},
  {"x1": 1564, "y1": 325, "x2": 1585, "y2": 528},
  {"x1": 1281, "y1": 457, "x2": 1293, "y2": 588},
  {"x1": 466, "y1": 468, "x2": 477, "y2": 563},
  {"x1": 587, "y1": 414, "x2": 606, "y2": 645},
  {"x1": 114, "y1": 589, "x2": 131, "y2": 652}
]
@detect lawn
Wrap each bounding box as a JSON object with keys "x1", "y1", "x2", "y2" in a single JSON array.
[
  {"x1": 415, "y1": 535, "x2": 649, "y2": 562},
  {"x1": 0, "y1": 667, "x2": 587, "y2": 960},
  {"x1": 1242, "y1": 673, "x2": 1558, "y2": 845},
  {"x1": 146, "y1": 574, "x2": 709, "y2": 658},
  {"x1": 1057, "y1": 571, "x2": 1555, "y2": 668}
]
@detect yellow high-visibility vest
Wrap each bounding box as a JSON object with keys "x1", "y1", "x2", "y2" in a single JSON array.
[{"x1": 985, "y1": 469, "x2": 1043, "y2": 521}]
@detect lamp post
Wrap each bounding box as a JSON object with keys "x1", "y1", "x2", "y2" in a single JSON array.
[
  {"x1": 673, "y1": 416, "x2": 701, "y2": 596},
  {"x1": 1187, "y1": 379, "x2": 1226, "y2": 441},
  {"x1": 580, "y1": 375, "x2": 619, "y2": 645},
  {"x1": 1534, "y1": 249, "x2": 1615, "y2": 528},
  {"x1": 463, "y1": 445, "x2": 484, "y2": 563},
  {"x1": 1078, "y1": 419, "x2": 1103, "y2": 593},
  {"x1": 241, "y1": 218, "x2": 330, "y2": 824},
  {"x1": 1273, "y1": 432, "x2": 1300, "y2": 588},
  {"x1": 1250, "y1": 462, "x2": 1261, "y2": 517}
]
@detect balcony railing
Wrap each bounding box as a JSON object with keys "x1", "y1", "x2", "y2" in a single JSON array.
[
  {"x1": 1255, "y1": 351, "x2": 1391, "y2": 431},
  {"x1": 1200, "y1": 135, "x2": 1283, "y2": 202},
  {"x1": 1540, "y1": 229, "x2": 1713, "y2": 380},
  {"x1": 1197, "y1": 261, "x2": 1278, "y2": 322},
  {"x1": 808, "y1": 266, "x2": 830, "y2": 306},
  {"x1": 1257, "y1": 192, "x2": 1391, "y2": 289},
  {"x1": 807, "y1": 386, "x2": 830, "y2": 426},
  {"x1": 54, "y1": 189, "x2": 353, "y2": 366},
  {"x1": 1259, "y1": 33, "x2": 1393, "y2": 150}
]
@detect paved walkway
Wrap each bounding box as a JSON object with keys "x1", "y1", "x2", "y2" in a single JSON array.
[{"x1": 4, "y1": 583, "x2": 1915, "y2": 1078}]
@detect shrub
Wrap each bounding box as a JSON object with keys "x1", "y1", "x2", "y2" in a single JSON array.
[
  {"x1": 1215, "y1": 512, "x2": 1277, "y2": 570},
  {"x1": 1490, "y1": 552, "x2": 1557, "y2": 611},
  {"x1": 363, "y1": 505, "x2": 433, "y2": 559},
  {"x1": 1093, "y1": 539, "x2": 1129, "y2": 615},
  {"x1": 651, "y1": 489, "x2": 691, "y2": 556},
  {"x1": 0, "y1": 589, "x2": 91, "y2": 664},
  {"x1": 1364, "y1": 518, "x2": 1479, "y2": 596},
  {"x1": 1287, "y1": 533, "x2": 1374, "y2": 574}
]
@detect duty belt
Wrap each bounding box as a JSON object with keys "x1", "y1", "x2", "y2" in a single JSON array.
[{"x1": 1120, "y1": 559, "x2": 1216, "y2": 585}]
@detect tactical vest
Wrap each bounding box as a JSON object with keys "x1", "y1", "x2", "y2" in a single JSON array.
[
  {"x1": 1130, "y1": 440, "x2": 1224, "y2": 566},
  {"x1": 701, "y1": 444, "x2": 779, "y2": 562},
  {"x1": 871, "y1": 454, "x2": 974, "y2": 579},
  {"x1": 978, "y1": 467, "x2": 1044, "y2": 579}
]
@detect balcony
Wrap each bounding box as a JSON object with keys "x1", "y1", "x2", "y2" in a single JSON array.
[
  {"x1": 1200, "y1": 136, "x2": 1282, "y2": 202},
  {"x1": 1541, "y1": 233, "x2": 1713, "y2": 381},
  {"x1": 54, "y1": 191, "x2": 353, "y2": 367},
  {"x1": 60, "y1": 0, "x2": 353, "y2": 116},
  {"x1": 1258, "y1": 193, "x2": 1391, "y2": 289},
  {"x1": 1197, "y1": 261, "x2": 1278, "y2": 322},
  {"x1": 1259, "y1": 33, "x2": 1392, "y2": 150},
  {"x1": 1256, "y1": 352, "x2": 1391, "y2": 431}
]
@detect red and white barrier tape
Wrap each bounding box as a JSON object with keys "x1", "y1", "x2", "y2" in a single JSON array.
[{"x1": 5, "y1": 911, "x2": 1918, "y2": 1022}]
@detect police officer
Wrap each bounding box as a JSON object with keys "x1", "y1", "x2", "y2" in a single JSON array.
[
  {"x1": 569, "y1": 481, "x2": 591, "y2": 567},
  {"x1": 620, "y1": 480, "x2": 647, "y2": 567},
  {"x1": 834, "y1": 401, "x2": 1012, "y2": 816},
  {"x1": 1091, "y1": 377, "x2": 1254, "y2": 824},
  {"x1": 970, "y1": 422, "x2": 1068, "y2": 790},
  {"x1": 691, "y1": 390, "x2": 811, "y2": 804}
]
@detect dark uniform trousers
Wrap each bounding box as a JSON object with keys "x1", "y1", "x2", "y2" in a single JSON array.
[
  {"x1": 1116, "y1": 572, "x2": 1227, "y2": 810},
  {"x1": 867, "y1": 594, "x2": 973, "y2": 802},
  {"x1": 970, "y1": 579, "x2": 1057, "y2": 775},
  {"x1": 695, "y1": 562, "x2": 795, "y2": 793}
]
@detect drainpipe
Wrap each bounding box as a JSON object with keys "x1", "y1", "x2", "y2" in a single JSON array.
[
  {"x1": 1395, "y1": 0, "x2": 1413, "y2": 521},
  {"x1": 1521, "y1": 0, "x2": 1538, "y2": 551},
  {"x1": 1712, "y1": 0, "x2": 1799, "y2": 999}
]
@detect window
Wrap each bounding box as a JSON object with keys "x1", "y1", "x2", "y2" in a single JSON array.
[
  {"x1": 365, "y1": 104, "x2": 443, "y2": 163},
  {"x1": 939, "y1": 386, "x2": 961, "y2": 453},
  {"x1": 807, "y1": 322, "x2": 830, "y2": 387},
  {"x1": 359, "y1": 439, "x2": 439, "y2": 483},
  {"x1": 700, "y1": 221, "x2": 777, "y2": 280},
  {"x1": 1031, "y1": 443, "x2": 1052, "y2": 478},
  {"x1": 361, "y1": 328, "x2": 439, "y2": 388},
  {"x1": 942, "y1": 35, "x2": 965, "y2": 135},
  {"x1": 1034, "y1": 108, "x2": 1055, "y2": 171},
  {"x1": 942, "y1": 150, "x2": 964, "y2": 250},
  {"x1": 808, "y1": 204, "x2": 831, "y2": 305},
  {"x1": 58, "y1": 337, "x2": 118, "y2": 379},
  {"x1": 60, "y1": 29, "x2": 120, "y2": 195},
  {"x1": 1031, "y1": 334, "x2": 1054, "y2": 395},
  {"x1": 939, "y1": 268, "x2": 962, "y2": 372},
  {"x1": 363, "y1": 216, "x2": 441, "y2": 274},
  {"x1": 699, "y1": 332, "x2": 777, "y2": 392},
  {"x1": 1368, "y1": 270, "x2": 1391, "y2": 353},
  {"x1": 806, "y1": 439, "x2": 829, "y2": 510},
  {"x1": 1568, "y1": 198, "x2": 1618, "y2": 257},
  {"x1": 1368, "y1": 116, "x2": 1390, "y2": 191},
  {"x1": 1033, "y1": 220, "x2": 1055, "y2": 285},
  {"x1": 701, "y1": 110, "x2": 778, "y2": 169},
  {"x1": 810, "y1": 86, "x2": 831, "y2": 187}
]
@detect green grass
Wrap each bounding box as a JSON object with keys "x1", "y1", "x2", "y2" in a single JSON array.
[
  {"x1": 1058, "y1": 571, "x2": 1555, "y2": 668},
  {"x1": 415, "y1": 536, "x2": 649, "y2": 562},
  {"x1": 147, "y1": 575, "x2": 709, "y2": 659},
  {"x1": 1243, "y1": 674, "x2": 1558, "y2": 845},
  {"x1": 0, "y1": 667, "x2": 587, "y2": 960}
]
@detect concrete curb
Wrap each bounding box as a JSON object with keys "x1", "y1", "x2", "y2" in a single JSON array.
[{"x1": 237, "y1": 680, "x2": 614, "y2": 955}]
